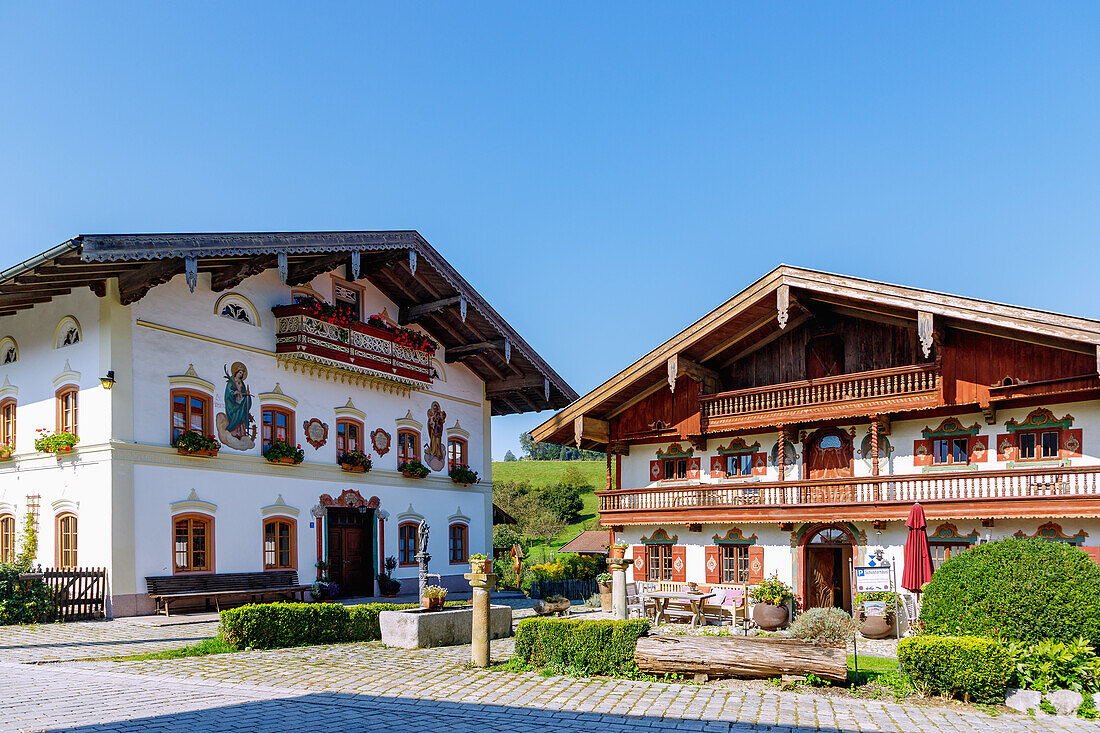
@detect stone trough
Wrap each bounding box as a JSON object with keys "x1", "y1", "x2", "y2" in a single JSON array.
[{"x1": 378, "y1": 604, "x2": 513, "y2": 649}]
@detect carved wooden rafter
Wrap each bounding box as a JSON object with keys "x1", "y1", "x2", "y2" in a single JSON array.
[
  {"x1": 444, "y1": 339, "x2": 506, "y2": 363},
  {"x1": 917, "y1": 310, "x2": 934, "y2": 358},
  {"x1": 118, "y1": 259, "x2": 184, "y2": 306},
  {"x1": 399, "y1": 295, "x2": 463, "y2": 325},
  {"x1": 285, "y1": 252, "x2": 350, "y2": 287},
  {"x1": 573, "y1": 415, "x2": 610, "y2": 448},
  {"x1": 667, "y1": 354, "x2": 718, "y2": 394},
  {"x1": 210, "y1": 255, "x2": 278, "y2": 292},
  {"x1": 776, "y1": 284, "x2": 790, "y2": 329}
]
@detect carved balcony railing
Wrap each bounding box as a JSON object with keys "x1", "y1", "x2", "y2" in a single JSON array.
[
  {"x1": 597, "y1": 465, "x2": 1100, "y2": 522},
  {"x1": 699, "y1": 363, "x2": 942, "y2": 431},
  {"x1": 273, "y1": 304, "x2": 434, "y2": 387}
]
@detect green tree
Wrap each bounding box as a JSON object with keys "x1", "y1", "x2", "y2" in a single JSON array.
[
  {"x1": 503, "y1": 450, "x2": 517, "y2": 462},
  {"x1": 493, "y1": 523, "x2": 524, "y2": 551}
]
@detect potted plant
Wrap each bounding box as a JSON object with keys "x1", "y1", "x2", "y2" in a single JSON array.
[
  {"x1": 173, "y1": 430, "x2": 220, "y2": 457},
  {"x1": 310, "y1": 579, "x2": 340, "y2": 601},
  {"x1": 750, "y1": 575, "x2": 794, "y2": 630},
  {"x1": 337, "y1": 450, "x2": 372, "y2": 473},
  {"x1": 609, "y1": 540, "x2": 629, "y2": 560},
  {"x1": 399, "y1": 458, "x2": 429, "y2": 478},
  {"x1": 448, "y1": 463, "x2": 480, "y2": 486},
  {"x1": 422, "y1": 584, "x2": 447, "y2": 610},
  {"x1": 469, "y1": 553, "x2": 493, "y2": 574},
  {"x1": 0, "y1": 442, "x2": 12, "y2": 460},
  {"x1": 596, "y1": 572, "x2": 613, "y2": 612},
  {"x1": 34, "y1": 429, "x2": 79, "y2": 454},
  {"x1": 855, "y1": 591, "x2": 899, "y2": 639},
  {"x1": 377, "y1": 556, "x2": 401, "y2": 598},
  {"x1": 264, "y1": 440, "x2": 304, "y2": 465}
]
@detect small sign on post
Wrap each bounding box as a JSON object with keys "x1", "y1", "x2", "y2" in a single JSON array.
[{"x1": 853, "y1": 562, "x2": 900, "y2": 640}]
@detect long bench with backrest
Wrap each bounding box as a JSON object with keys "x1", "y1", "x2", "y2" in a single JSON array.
[{"x1": 145, "y1": 571, "x2": 312, "y2": 616}]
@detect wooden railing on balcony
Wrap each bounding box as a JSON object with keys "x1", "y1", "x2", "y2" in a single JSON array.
[
  {"x1": 699, "y1": 363, "x2": 942, "y2": 431},
  {"x1": 273, "y1": 304, "x2": 434, "y2": 387},
  {"x1": 598, "y1": 465, "x2": 1100, "y2": 514}
]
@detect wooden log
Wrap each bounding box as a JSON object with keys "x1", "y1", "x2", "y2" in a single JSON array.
[
  {"x1": 634, "y1": 634, "x2": 848, "y2": 682},
  {"x1": 533, "y1": 598, "x2": 571, "y2": 616}
]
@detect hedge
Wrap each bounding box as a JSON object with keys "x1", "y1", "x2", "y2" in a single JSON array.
[
  {"x1": 0, "y1": 566, "x2": 56, "y2": 626},
  {"x1": 919, "y1": 538, "x2": 1100, "y2": 646},
  {"x1": 898, "y1": 635, "x2": 1012, "y2": 704},
  {"x1": 513, "y1": 617, "x2": 649, "y2": 676},
  {"x1": 221, "y1": 601, "x2": 464, "y2": 649}
]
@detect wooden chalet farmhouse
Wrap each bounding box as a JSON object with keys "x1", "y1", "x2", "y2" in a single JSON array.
[
  {"x1": 0, "y1": 232, "x2": 574, "y2": 616},
  {"x1": 533, "y1": 267, "x2": 1100, "y2": 613}
]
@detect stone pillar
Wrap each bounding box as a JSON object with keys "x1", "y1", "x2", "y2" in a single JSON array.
[
  {"x1": 607, "y1": 557, "x2": 634, "y2": 620},
  {"x1": 465, "y1": 571, "x2": 497, "y2": 667},
  {"x1": 416, "y1": 551, "x2": 432, "y2": 603}
]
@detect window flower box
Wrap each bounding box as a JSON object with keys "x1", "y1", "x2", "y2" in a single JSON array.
[
  {"x1": 469, "y1": 554, "x2": 492, "y2": 574},
  {"x1": 34, "y1": 429, "x2": 79, "y2": 454},
  {"x1": 448, "y1": 463, "x2": 479, "y2": 486},
  {"x1": 173, "y1": 430, "x2": 220, "y2": 457},
  {"x1": 337, "y1": 450, "x2": 372, "y2": 474},
  {"x1": 264, "y1": 440, "x2": 304, "y2": 465},
  {"x1": 399, "y1": 459, "x2": 429, "y2": 478},
  {"x1": 0, "y1": 444, "x2": 12, "y2": 461}
]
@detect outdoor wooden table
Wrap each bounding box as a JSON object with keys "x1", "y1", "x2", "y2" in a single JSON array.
[{"x1": 647, "y1": 591, "x2": 716, "y2": 628}]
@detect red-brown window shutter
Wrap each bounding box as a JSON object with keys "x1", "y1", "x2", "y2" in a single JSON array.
[
  {"x1": 671, "y1": 545, "x2": 687, "y2": 583},
  {"x1": 996, "y1": 433, "x2": 1017, "y2": 461},
  {"x1": 687, "y1": 457, "x2": 701, "y2": 480},
  {"x1": 710, "y1": 456, "x2": 725, "y2": 478},
  {"x1": 649, "y1": 460, "x2": 661, "y2": 482},
  {"x1": 747, "y1": 546, "x2": 765, "y2": 584},
  {"x1": 968, "y1": 435, "x2": 989, "y2": 463},
  {"x1": 632, "y1": 546, "x2": 646, "y2": 580},
  {"x1": 913, "y1": 439, "x2": 932, "y2": 467},
  {"x1": 1061, "y1": 428, "x2": 1083, "y2": 458},
  {"x1": 1084, "y1": 547, "x2": 1100, "y2": 566},
  {"x1": 704, "y1": 546, "x2": 720, "y2": 584},
  {"x1": 752, "y1": 452, "x2": 768, "y2": 476}
]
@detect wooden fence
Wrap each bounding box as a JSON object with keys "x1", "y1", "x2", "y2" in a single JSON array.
[
  {"x1": 20, "y1": 567, "x2": 108, "y2": 622},
  {"x1": 530, "y1": 578, "x2": 598, "y2": 600}
]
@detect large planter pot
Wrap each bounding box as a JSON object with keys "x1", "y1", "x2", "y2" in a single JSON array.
[
  {"x1": 752, "y1": 602, "x2": 789, "y2": 631},
  {"x1": 270, "y1": 456, "x2": 301, "y2": 465},
  {"x1": 178, "y1": 447, "x2": 219, "y2": 457},
  {"x1": 609, "y1": 546, "x2": 626, "y2": 560},
  {"x1": 859, "y1": 613, "x2": 896, "y2": 639},
  {"x1": 340, "y1": 463, "x2": 367, "y2": 473},
  {"x1": 421, "y1": 596, "x2": 445, "y2": 611},
  {"x1": 0, "y1": 451, "x2": 12, "y2": 461},
  {"x1": 470, "y1": 559, "x2": 493, "y2": 574},
  {"x1": 598, "y1": 581, "x2": 613, "y2": 612},
  {"x1": 402, "y1": 471, "x2": 425, "y2": 479}
]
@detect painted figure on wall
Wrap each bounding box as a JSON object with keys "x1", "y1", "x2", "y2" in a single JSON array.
[
  {"x1": 216, "y1": 361, "x2": 257, "y2": 450},
  {"x1": 424, "y1": 401, "x2": 447, "y2": 471}
]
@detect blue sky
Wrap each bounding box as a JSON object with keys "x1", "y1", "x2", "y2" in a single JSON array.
[{"x1": 1, "y1": 3, "x2": 1099, "y2": 460}]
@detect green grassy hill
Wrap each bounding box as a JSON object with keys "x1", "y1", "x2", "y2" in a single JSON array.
[{"x1": 491, "y1": 460, "x2": 606, "y2": 557}]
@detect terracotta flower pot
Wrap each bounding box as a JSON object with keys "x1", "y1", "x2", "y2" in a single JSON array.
[
  {"x1": 609, "y1": 546, "x2": 626, "y2": 560},
  {"x1": 859, "y1": 613, "x2": 896, "y2": 639},
  {"x1": 402, "y1": 471, "x2": 424, "y2": 479},
  {"x1": 421, "y1": 596, "x2": 444, "y2": 610},
  {"x1": 272, "y1": 456, "x2": 300, "y2": 465},
  {"x1": 598, "y1": 581, "x2": 613, "y2": 612},
  {"x1": 340, "y1": 463, "x2": 367, "y2": 473},
  {"x1": 470, "y1": 559, "x2": 493, "y2": 574},
  {"x1": 178, "y1": 447, "x2": 218, "y2": 457},
  {"x1": 753, "y1": 602, "x2": 789, "y2": 630}
]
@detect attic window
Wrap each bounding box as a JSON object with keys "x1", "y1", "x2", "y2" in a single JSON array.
[
  {"x1": 0, "y1": 337, "x2": 15, "y2": 365},
  {"x1": 54, "y1": 317, "x2": 81, "y2": 349},
  {"x1": 214, "y1": 294, "x2": 259, "y2": 327}
]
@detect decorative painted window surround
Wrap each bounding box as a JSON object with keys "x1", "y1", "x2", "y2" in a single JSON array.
[
  {"x1": 710, "y1": 438, "x2": 766, "y2": 479},
  {"x1": 711, "y1": 528, "x2": 758, "y2": 545},
  {"x1": 915, "y1": 417, "x2": 986, "y2": 472},
  {"x1": 640, "y1": 528, "x2": 678, "y2": 545},
  {"x1": 1013, "y1": 522, "x2": 1088, "y2": 545},
  {"x1": 651, "y1": 443, "x2": 699, "y2": 482},
  {"x1": 929, "y1": 523, "x2": 979, "y2": 545},
  {"x1": 998, "y1": 408, "x2": 1080, "y2": 468}
]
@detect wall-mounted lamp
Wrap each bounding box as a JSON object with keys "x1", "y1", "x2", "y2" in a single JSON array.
[
  {"x1": 100, "y1": 370, "x2": 116, "y2": 390},
  {"x1": 872, "y1": 520, "x2": 887, "y2": 534}
]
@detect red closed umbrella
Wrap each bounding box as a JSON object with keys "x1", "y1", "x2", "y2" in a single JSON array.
[{"x1": 902, "y1": 503, "x2": 934, "y2": 593}]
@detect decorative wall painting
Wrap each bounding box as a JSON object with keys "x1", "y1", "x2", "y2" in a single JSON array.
[
  {"x1": 303, "y1": 418, "x2": 329, "y2": 449},
  {"x1": 371, "y1": 428, "x2": 391, "y2": 457},
  {"x1": 425, "y1": 401, "x2": 447, "y2": 471},
  {"x1": 217, "y1": 361, "x2": 257, "y2": 450}
]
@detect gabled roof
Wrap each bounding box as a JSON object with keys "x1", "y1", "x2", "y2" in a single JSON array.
[
  {"x1": 557, "y1": 530, "x2": 610, "y2": 554},
  {"x1": 532, "y1": 265, "x2": 1100, "y2": 446},
  {"x1": 0, "y1": 231, "x2": 577, "y2": 415}
]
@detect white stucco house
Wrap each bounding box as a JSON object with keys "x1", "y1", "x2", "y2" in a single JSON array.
[{"x1": 0, "y1": 231, "x2": 575, "y2": 616}]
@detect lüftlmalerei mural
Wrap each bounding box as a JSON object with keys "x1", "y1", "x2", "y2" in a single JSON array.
[
  {"x1": 424, "y1": 400, "x2": 447, "y2": 471},
  {"x1": 217, "y1": 361, "x2": 257, "y2": 450}
]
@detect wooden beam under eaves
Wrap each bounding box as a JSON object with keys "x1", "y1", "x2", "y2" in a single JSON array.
[
  {"x1": 399, "y1": 296, "x2": 462, "y2": 325},
  {"x1": 210, "y1": 255, "x2": 278, "y2": 292},
  {"x1": 484, "y1": 375, "x2": 547, "y2": 398},
  {"x1": 285, "y1": 252, "x2": 349, "y2": 286},
  {"x1": 117, "y1": 259, "x2": 184, "y2": 306},
  {"x1": 574, "y1": 415, "x2": 610, "y2": 448},
  {"x1": 444, "y1": 339, "x2": 506, "y2": 363}
]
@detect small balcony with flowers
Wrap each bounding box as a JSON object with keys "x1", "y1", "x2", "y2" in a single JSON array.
[{"x1": 272, "y1": 298, "x2": 437, "y2": 388}]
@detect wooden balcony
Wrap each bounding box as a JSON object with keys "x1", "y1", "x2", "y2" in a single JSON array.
[
  {"x1": 597, "y1": 465, "x2": 1100, "y2": 524},
  {"x1": 272, "y1": 304, "x2": 434, "y2": 387},
  {"x1": 699, "y1": 363, "x2": 942, "y2": 432}
]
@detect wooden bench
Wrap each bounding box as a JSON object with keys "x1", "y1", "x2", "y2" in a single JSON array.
[
  {"x1": 146, "y1": 571, "x2": 312, "y2": 616},
  {"x1": 640, "y1": 582, "x2": 752, "y2": 626}
]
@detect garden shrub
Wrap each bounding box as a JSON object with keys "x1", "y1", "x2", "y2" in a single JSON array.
[
  {"x1": 513, "y1": 617, "x2": 650, "y2": 676},
  {"x1": 919, "y1": 538, "x2": 1100, "y2": 646},
  {"x1": 789, "y1": 607, "x2": 855, "y2": 646},
  {"x1": 221, "y1": 600, "x2": 465, "y2": 649},
  {"x1": 0, "y1": 566, "x2": 56, "y2": 625},
  {"x1": 898, "y1": 635, "x2": 1012, "y2": 704},
  {"x1": 1008, "y1": 636, "x2": 1100, "y2": 693},
  {"x1": 527, "y1": 554, "x2": 603, "y2": 584}
]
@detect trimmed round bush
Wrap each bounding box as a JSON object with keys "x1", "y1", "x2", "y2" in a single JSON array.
[
  {"x1": 919, "y1": 538, "x2": 1100, "y2": 646},
  {"x1": 789, "y1": 607, "x2": 856, "y2": 646}
]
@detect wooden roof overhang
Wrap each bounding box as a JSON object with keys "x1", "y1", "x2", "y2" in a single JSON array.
[
  {"x1": 533, "y1": 265, "x2": 1100, "y2": 448},
  {"x1": 0, "y1": 231, "x2": 577, "y2": 416}
]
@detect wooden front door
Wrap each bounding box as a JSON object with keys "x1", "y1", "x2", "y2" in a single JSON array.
[
  {"x1": 806, "y1": 547, "x2": 844, "y2": 610},
  {"x1": 806, "y1": 334, "x2": 844, "y2": 380},
  {"x1": 327, "y1": 508, "x2": 374, "y2": 596},
  {"x1": 805, "y1": 428, "x2": 854, "y2": 481}
]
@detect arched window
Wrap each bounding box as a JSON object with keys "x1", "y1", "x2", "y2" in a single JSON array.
[
  {"x1": 447, "y1": 438, "x2": 467, "y2": 471},
  {"x1": 171, "y1": 389, "x2": 211, "y2": 444},
  {"x1": 0, "y1": 514, "x2": 15, "y2": 563},
  {"x1": 808, "y1": 526, "x2": 851, "y2": 545},
  {"x1": 1, "y1": 398, "x2": 15, "y2": 450},
  {"x1": 261, "y1": 406, "x2": 294, "y2": 451},
  {"x1": 56, "y1": 513, "x2": 77, "y2": 568},
  {"x1": 336, "y1": 419, "x2": 364, "y2": 455},
  {"x1": 263, "y1": 517, "x2": 296, "y2": 570},
  {"x1": 397, "y1": 429, "x2": 420, "y2": 463},
  {"x1": 56, "y1": 386, "x2": 78, "y2": 436},
  {"x1": 398, "y1": 521, "x2": 419, "y2": 566},
  {"x1": 54, "y1": 317, "x2": 81, "y2": 349},
  {"x1": 0, "y1": 336, "x2": 16, "y2": 365},
  {"x1": 214, "y1": 293, "x2": 260, "y2": 327},
  {"x1": 174, "y1": 514, "x2": 213, "y2": 573},
  {"x1": 448, "y1": 523, "x2": 468, "y2": 564}
]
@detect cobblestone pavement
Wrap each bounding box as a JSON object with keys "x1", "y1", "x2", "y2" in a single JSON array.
[
  {"x1": 0, "y1": 616, "x2": 222, "y2": 663},
  {"x1": 1, "y1": 604, "x2": 1097, "y2": 732}
]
